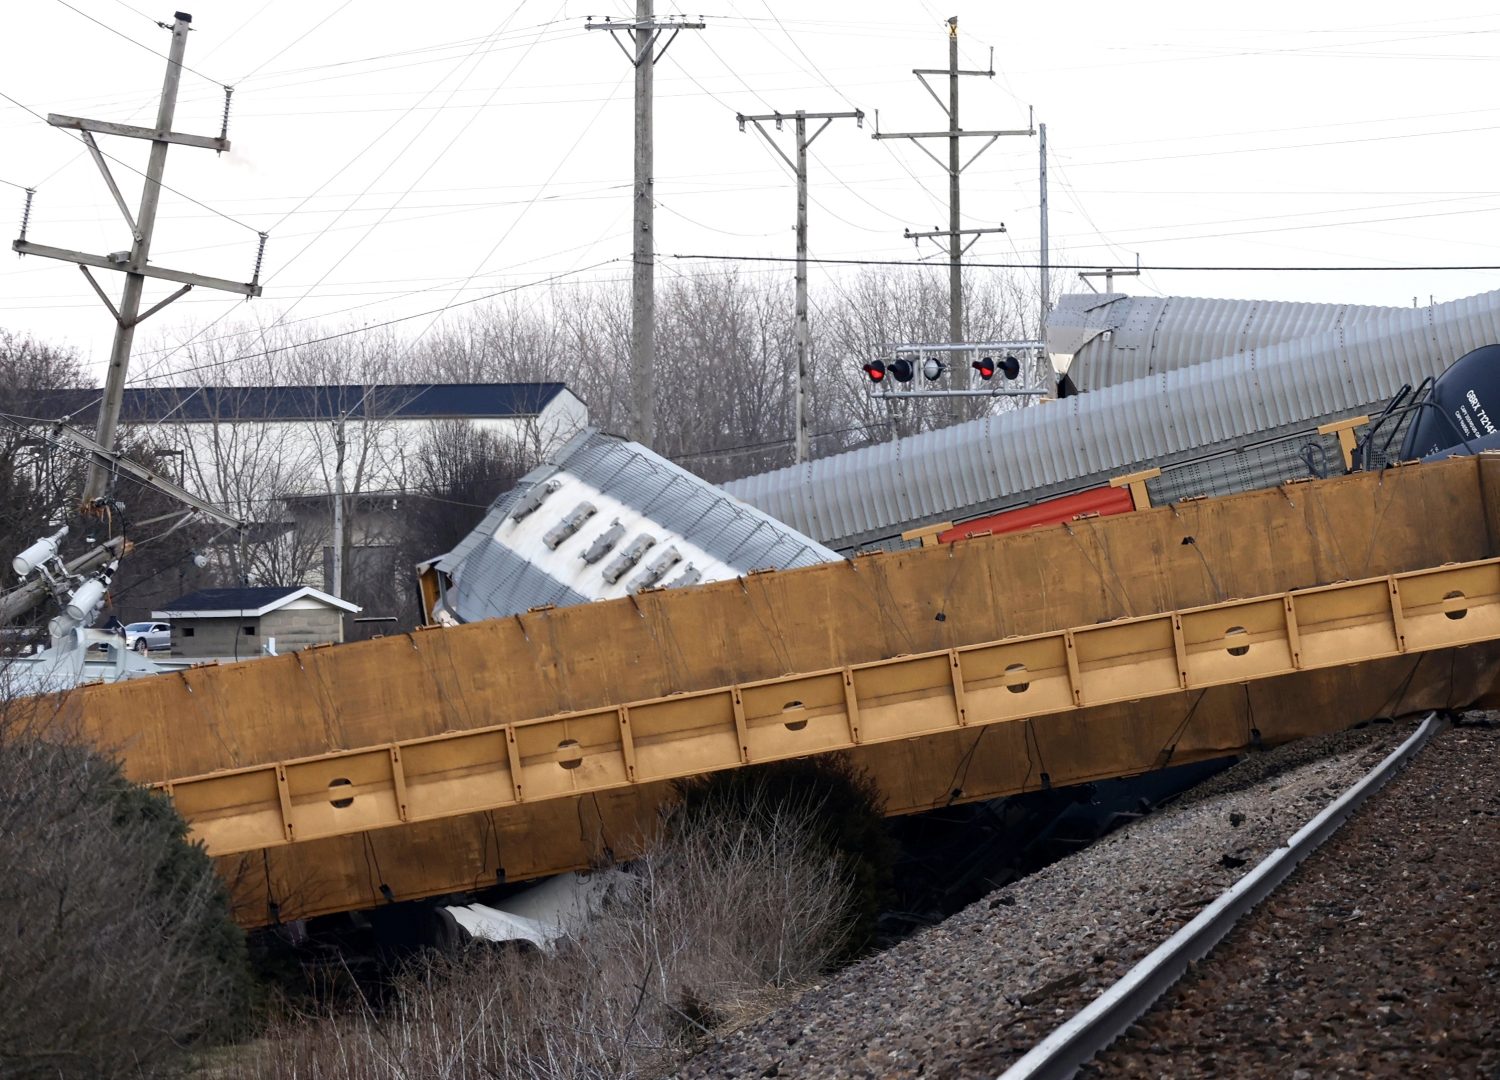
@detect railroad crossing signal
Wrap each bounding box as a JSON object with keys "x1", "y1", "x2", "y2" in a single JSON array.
[
  {"x1": 862, "y1": 340, "x2": 1047, "y2": 401},
  {"x1": 973, "y1": 355, "x2": 1021, "y2": 381}
]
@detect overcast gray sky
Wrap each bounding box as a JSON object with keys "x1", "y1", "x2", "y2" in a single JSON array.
[{"x1": 5, "y1": 0, "x2": 1500, "y2": 383}]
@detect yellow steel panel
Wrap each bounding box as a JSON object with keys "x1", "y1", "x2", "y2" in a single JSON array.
[
  {"x1": 1071, "y1": 616, "x2": 1180, "y2": 705},
  {"x1": 400, "y1": 729, "x2": 515, "y2": 821},
  {"x1": 626, "y1": 692, "x2": 741, "y2": 782},
  {"x1": 1179, "y1": 598, "x2": 1295, "y2": 686},
  {"x1": 513, "y1": 711, "x2": 630, "y2": 800},
  {"x1": 169, "y1": 769, "x2": 284, "y2": 853},
  {"x1": 42, "y1": 456, "x2": 1500, "y2": 924},
  {"x1": 283, "y1": 749, "x2": 401, "y2": 842},
  {"x1": 1396, "y1": 562, "x2": 1500, "y2": 650},
  {"x1": 851, "y1": 655, "x2": 960, "y2": 741},
  {"x1": 740, "y1": 672, "x2": 852, "y2": 761},
  {"x1": 958, "y1": 635, "x2": 1073, "y2": 722},
  {"x1": 1292, "y1": 580, "x2": 1400, "y2": 666}
]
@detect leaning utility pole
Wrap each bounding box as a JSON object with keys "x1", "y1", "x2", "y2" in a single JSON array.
[
  {"x1": 587, "y1": 3, "x2": 704, "y2": 451},
  {"x1": 736, "y1": 108, "x2": 863, "y2": 463},
  {"x1": 12, "y1": 11, "x2": 263, "y2": 506},
  {"x1": 874, "y1": 16, "x2": 1032, "y2": 419}
]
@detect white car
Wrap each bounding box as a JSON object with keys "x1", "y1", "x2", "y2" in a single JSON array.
[{"x1": 123, "y1": 621, "x2": 171, "y2": 653}]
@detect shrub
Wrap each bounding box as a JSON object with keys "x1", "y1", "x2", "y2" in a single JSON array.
[
  {"x1": 0, "y1": 696, "x2": 251, "y2": 1078},
  {"x1": 235, "y1": 762, "x2": 864, "y2": 1078}
]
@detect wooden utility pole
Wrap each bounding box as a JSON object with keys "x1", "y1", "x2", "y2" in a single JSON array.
[
  {"x1": 736, "y1": 108, "x2": 863, "y2": 463},
  {"x1": 12, "y1": 12, "x2": 263, "y2": 505},
  {"x1": 875, "y1": 17, "x2": 1032, "y2": 421},
  {"x1": 587, "y1": 3, "x2": 704, "y2": 451}
]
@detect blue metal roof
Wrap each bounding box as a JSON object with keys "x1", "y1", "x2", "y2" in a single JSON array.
[{"x1": 158, "y1": 586, "x2": 302, "y2": 610}]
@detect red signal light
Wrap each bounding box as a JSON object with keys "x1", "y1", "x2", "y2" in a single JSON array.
[
  {"x1": 973, "y1": 356, "x2": 996, "y2": 380},
  {"x1": 862, "y1": 360, "x2": 887, "y2": 383}
]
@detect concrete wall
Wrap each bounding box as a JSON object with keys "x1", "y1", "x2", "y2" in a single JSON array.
[
  {"x1": 172, "y1": 619, "x2": 257, "y2": 659},
  {"x1": 171, "y1": 607, "x2": 344, "y2": 658},
  {"x1": 263, "y1": 607, "x2": 344, "y2": 653}
]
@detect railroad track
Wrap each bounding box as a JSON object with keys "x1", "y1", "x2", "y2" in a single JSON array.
[{"x1": 1000, "y1": 712, "x2": 1500, "y2": 1079}]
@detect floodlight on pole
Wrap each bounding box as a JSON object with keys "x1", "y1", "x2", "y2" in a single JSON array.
[{"x1": 13, "y1": 526, "x2": 68, "y2": 578}]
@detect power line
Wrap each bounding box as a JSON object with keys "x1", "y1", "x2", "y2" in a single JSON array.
[
  {"x1": 53, "y1": 0, "x2": 225, "y2": 85},
  {"x1": 0, "y1": 87, "x2": 260, "y2": 233},
  {"x1": 661, "y1": 251, "x2": 1500, "y2": 273},
  {"x1": 235, "y1": 0, "x2": 356, "y2": 83},
  {"x1": 140, "y1": 259, "x2": 621, "y2": 380}
]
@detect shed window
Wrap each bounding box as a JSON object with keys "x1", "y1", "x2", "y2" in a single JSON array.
[
  {"x1": 243, "y1": 625, "x2": 256, "y2": 635},
  {"x1": 181, "y1": 626, "x2": 194, "y2": 637}
]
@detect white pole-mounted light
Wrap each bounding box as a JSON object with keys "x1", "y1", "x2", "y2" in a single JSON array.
[
  {"x1": 12, "y1": 526, "x2": 68, "y2": 578},
  {"x1": 63, "y1": 558, "x2": 118, "y2": 623},
  {"x1": 65, "y1": 578, "x2": 107, "y2": 622}
]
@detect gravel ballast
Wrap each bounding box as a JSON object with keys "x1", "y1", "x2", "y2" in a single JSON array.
[
  {"x1": 1090, "y1": 719, "x2": 1500, "y2": 1078},
  {"x1": 672, "y1": 720, "x2": 1421, "y2": 1079}
]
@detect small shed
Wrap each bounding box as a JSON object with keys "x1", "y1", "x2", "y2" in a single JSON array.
[{"x1": 153, "y1": 586, "x2": 361, "y2": 659}]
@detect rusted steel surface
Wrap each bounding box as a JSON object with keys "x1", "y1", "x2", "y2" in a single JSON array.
[
  {"x1": 47, "y1": 455, "x2": 1500, "y2": 926},
  {"x1": 936, "y1": 485, "x2": 1135, "y2": 542}
]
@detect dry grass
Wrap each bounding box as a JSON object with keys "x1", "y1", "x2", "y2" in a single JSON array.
[{"x1": 234, "y1": 776, "x2": 859, "y2": 1079}]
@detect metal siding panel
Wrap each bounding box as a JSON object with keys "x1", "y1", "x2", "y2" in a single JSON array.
[
  {"x1": 432, "y1": 428, "x2": 837, "y2": 622},
  {"x1": 728, "y1": 289, "x2": 1500, "y2": 551}
]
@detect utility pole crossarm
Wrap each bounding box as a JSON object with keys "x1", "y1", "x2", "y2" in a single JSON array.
[
  {"x1": 873, "y1": 128, "x2": 1033, "y2": 140},
  {"x1": 12, "y1": 241, "x2": 261, "y2": 298},
  {"x1": 48, "y1": 113, "x2": 231, "y2": 153}
]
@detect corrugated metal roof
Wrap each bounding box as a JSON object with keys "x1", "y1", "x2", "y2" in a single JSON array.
[
  {"x1": 1048, "y1": 293, "x2": 1400, "y2": 390},
  {"x1": 728, "y1": 288, "x2": 1500, "y2": 552},
  {"x1": 432, "y1": 428, "x2": 838, "y2": 623},
  {"x1": 22, "y1": 383, "x2": 568, "y2": 424}
]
